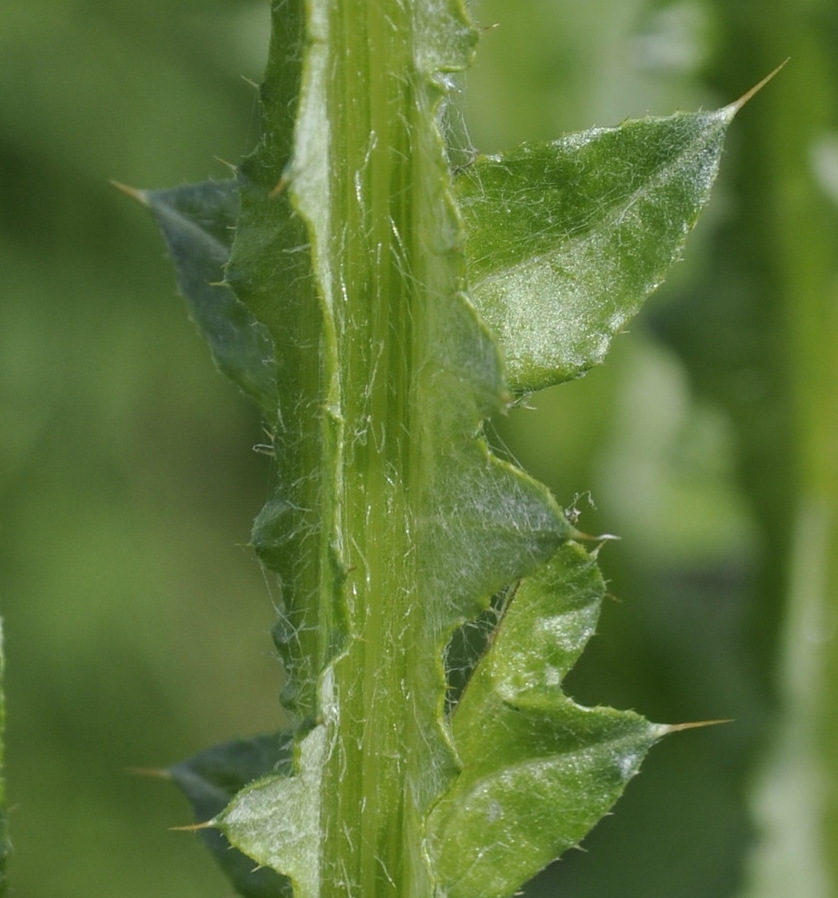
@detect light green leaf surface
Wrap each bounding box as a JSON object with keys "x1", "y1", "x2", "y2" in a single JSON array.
[
  {"x1": 134, "y1": 180, "x2": 277, "y2": 415},
  {"x1": 221, "y1": 724, "x2": 327, "y2": 897},
  {"x1": 457, "y1": 108, "x2": 734, "y2": 393},
  {"x1": 427, "y1": 543, "x2": 665, "y2": 897},
  {"x1": 167, "y1": 733, "x2": 294, "y2": 898}
]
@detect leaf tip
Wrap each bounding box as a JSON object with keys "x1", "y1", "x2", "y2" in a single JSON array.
[{"x1": 727, "y1": 59, "x2": 789, "y2": 115}]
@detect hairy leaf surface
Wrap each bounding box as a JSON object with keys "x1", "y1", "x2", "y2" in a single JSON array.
[
  {"x1": 168, "y1": 734, "x2": 294, "y2": 898},
  {"x1": 457, "y1": 108, "x2": 735, "y2": 393}
]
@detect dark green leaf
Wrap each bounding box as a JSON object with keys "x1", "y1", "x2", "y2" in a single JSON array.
[
  {"x1": 136, "y1": 180, "x2": 277, "y2": 415},
  {"x1": 168, "y1": 733, "x2": 294, "y2": 898}
]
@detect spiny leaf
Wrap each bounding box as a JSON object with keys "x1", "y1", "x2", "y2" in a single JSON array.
[
  {"x1": 223, "y1": 0, "x2": 332, "y2": 727},
  {"x1": 218, "y1": 725, "x2": 327, "y2": 897},
  {"x1": 427, "y1": 543, "x2": 667, "y2": 898},
  {"x1": 167, "y1": 733, "x2": 294, "y2": 898},
  {"x1": 124, "y1": 179, "x2": 277, "y2": 415},
  {"x1": 456, "y1": 107, "x2": 736, "y2": 393}
]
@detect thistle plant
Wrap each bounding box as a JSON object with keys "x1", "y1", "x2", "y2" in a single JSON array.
[{"x1": 124, "y1": 2, "x2": 773, "y2": 895}]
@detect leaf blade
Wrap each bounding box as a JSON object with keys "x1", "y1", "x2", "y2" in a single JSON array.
[
  {"x1": 137, "y1": 180, "x2": 277, "y2": 415},
  {"x1": 168, "y1": 733, "x2": 294, "y2": 898},
  {"x1": 427, "y1": 543, "x2": 665, "y2": 898},
  {"x1": 457, "y1": 107, "x2": 734, "y2": 392}
]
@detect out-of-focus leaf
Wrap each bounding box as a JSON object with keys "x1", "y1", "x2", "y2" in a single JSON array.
[
  {"x1": 168, "y1": 733, "x2": 294, "y2": 898},
  {"x1": 456, "y1": 107, "x2": 734, "y2": 393},
  {"x1": 427, "y1": 543, "x2": 665, "y2": 898},
  {"x1": 0, "y1": 622, "x2": 8, "y2": 897},
  {"x1": 130, "y1": 180, "x2": 277, "y2": 416}
]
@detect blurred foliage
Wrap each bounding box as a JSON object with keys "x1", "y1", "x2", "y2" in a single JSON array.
[
  {"x1": 1, "y1": 2, "x2": 282, "y2": 896},
  {"x1": 0, "y1": 0, "x2": 835, "y2": 897},
  {"x1": 0, "y1": 623, "x2": 8, "y2": 895}
]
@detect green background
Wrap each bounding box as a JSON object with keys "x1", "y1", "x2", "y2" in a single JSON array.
[{"x1": 2, "y1": 0, "x2": 836, "y2": 896}]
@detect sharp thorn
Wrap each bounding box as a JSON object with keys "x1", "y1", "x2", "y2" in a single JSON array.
[
  {"x1": 214, "y1": 156, "x2": 238, "y2": 174},
  {"x1": 125, "y1": 766, "x2": 171, "y2": 779},
  {"x1": 728, "y1": 59, "x2": 789, "y2": 114},
  {"x1": 269, "y1": 175, "x2": 290, "y2": 197},
  {"x1": 109, "y1": 180, "x2": 148, "y2": 205},
  {"x1": 571, "y1": 528, "x2": 621, "y2": 543},
  {"x1": 662, "y1": 718, "x2": 734, "y2": 734},
  {"x1": 170, "y1": 819, "x2": 217, "y2": 833}
]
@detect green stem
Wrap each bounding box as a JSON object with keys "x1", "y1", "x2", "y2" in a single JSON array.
[
  {"x1": 249, "y1": 0, "x2": 480, "y2": 898},
  {"x1": 317, "y1": 3, "x2": 464, "y2": 892}
]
